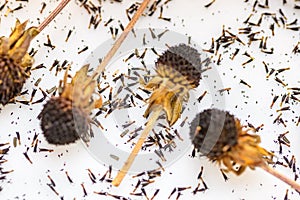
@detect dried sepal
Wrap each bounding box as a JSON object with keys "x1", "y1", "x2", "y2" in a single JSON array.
[
  {"x1": 60, "y1": 64, "x2": 102, "y2": 113},
  {"x1": 224, "y1": 119, "x2": 273, "y2": 174},
  {"x1": 0, "y1": 37, "x2": 9, "y2": 55},
  {"x1": 4, "y1": 20, "x2": 39, "y2": 65},
  {"x1": 8, "y1": 27, "x2": 39, "y2": 62}
]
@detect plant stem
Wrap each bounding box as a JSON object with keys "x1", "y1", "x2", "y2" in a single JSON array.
[
  {"x1": 90, "y1": 0, "x2": 152, "y2": 81},
  {"x1": 37, "y1": 0, "x2": 71, "y2": 32},
  {"x1": 260, "y1": 163, "x2": 300, "y2": 192},
  {"x1": 112, "y1": 107, "x2": 162, "y2": 187}
]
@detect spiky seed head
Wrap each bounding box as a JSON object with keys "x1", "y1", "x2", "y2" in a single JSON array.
[
  {"x1": 189, "y1": 108, "x2": 238, "y2": 160},
  {"x1": 156, "y1": 43, "x2": 202, "y2": 88},
  {"x1": 143, "y1": 44, "x2": 203, "y2": 125},
  {"x1": 190, "y1": 108, "x2": 273, "y2": 175},
  {"x1": 38, "y1": 97, "x2": 89, "y2": 145},
  {"x1": 38, "y1": 65, "x2": 102, "y2": 145},
  {"x1": 0, "y1": 55, "x2": 28, "y2": 105},
  {"x1": 0, "y1": 20, "x2": 39, "y2": 105}
]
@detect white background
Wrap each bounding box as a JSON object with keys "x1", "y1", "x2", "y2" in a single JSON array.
[{"x1": 0, "y1": 0, "x2": 300, "y2": 199}]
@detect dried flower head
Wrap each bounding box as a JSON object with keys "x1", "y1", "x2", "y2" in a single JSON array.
[
  {"x1": 38, "y1": 65, "x2": 102, "y2": 145},
  {"x1": 190, "y1": 108, "x2": 273, "y2": 175},
  {"x1": 0, "y1": 20, "x2": 39, "y2": 105},
  {"x1": 143, "y1": 44, "x2": 202, "y2": 125}
]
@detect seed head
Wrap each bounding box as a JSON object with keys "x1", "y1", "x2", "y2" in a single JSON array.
[
  {"x1": 38, "y1": 65, "x2": 102, "y2": 145},
  {"x1": 38, "y1": 97, "x2": 89, "y2": 145},
  {"x1": 190, "y1": 108, "x2": 273, "y2": 175},
  {"x1": 0, "y1": 20, "x2": 39, "y2": 105},
  {"x1": 143, "y1": 44, "x2": 202, "y2": 125},
  {"x1": 190, "y1": 108, "x2": 238, "y2": 160},
  {"x1": 156, "y1": 43, "x2": 202, "y2": 87}
]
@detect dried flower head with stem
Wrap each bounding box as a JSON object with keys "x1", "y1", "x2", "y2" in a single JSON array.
[
  {"x1": 112, "y1": 44, "x2": 203, "y2": 187},
  {"x1": 190, "y1": 108, "x2": 300, "y2": 192},
  {"x1": 38, "y1": 65, "x2": 102, "y2": 145},
  {"x1": 0, "y1": 0, "x2": 71, "y2": 105},
  {"x1": 38, "y1": 0, "x2": 151, "y2": 144}
]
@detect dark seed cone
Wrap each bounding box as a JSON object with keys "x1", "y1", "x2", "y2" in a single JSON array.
[
  {"x1": 0, "y1": 55, "x2": 29, "y2": 105},
  {"x1": 190, "y1": 108, "x2": 273, "y2": 175},
  {"x1": 190, "y1": 108, "x2": 238, "y2": 160},
  {"x1": 38, "y1": 97, "x2": 89, "y2": 145},
  {"x1": 38, "y1": 65, "x2": 101, "y2": 145},
  {"x1": 156, "y1": 43, "x2": 202, "y2": 87},
  {"x1": 144, "y1": 44, "x2": 202, "y2": 125}
]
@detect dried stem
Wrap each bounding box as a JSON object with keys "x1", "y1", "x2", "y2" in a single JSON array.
[
  {"x1": 95, "y1": 0, "x2": 153, "y2": 187},
  {"x1": 112, "y1": 107, "x2": 162, "y2": 187},
  {"x1": 260, "y1": 163, "x2": 300, "y2": 192},
  {"x1": 37, "y1": 0, "x2": 71, "y2": 32},
  {"x1": 90, "y1": 0, "x2": 152, "y2": 81}
]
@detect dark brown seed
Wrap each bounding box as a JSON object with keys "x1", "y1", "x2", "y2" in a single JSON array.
[
  {"x1": 65, "y1": 171, "x2": 73, "y2": 183},
  {"x1": 23, "y1": 151, "x2": 33, "y2": 164},
  {"x1": 47, "y1": 175, "x2": 56, "y2": 187},
  {"x1": 47, "y1": 183, "x2": 59, "y2": 196},
  {"x1": 197, "y1": 91, "x2": 207, "y2": 103},
  {"x1": 270, "y1": 95, "x2": 279, "y2": 109},
  {"x1": 240, "y1": 79, "x2": 251, "y2": 88},
  {"x1": 168, "y1": 188, "x2": 177, "y2": 199},
  {"x1": 44, "y1": 35, "x2": 56, "y2": 50},
  {"x1": 81, "y1": 183, "x2": 87, "y2": 197},
  {"x1": 197, "y1": 166, "x2": 204, "y2": 179},
  {"x1": 78, "y1": 46, "x2": 88, "y2": 54},
  {"x1": 220, "y1": 169, "x2": 228, "y2": 181},
  {"x1": 204, "y1": 0, "x2": 215, "y2": 8},
  {"x1": 65, "y1": 30, "x2": 73, "y2": 42}
]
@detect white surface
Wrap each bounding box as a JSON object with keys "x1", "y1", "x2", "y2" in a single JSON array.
[{"x1": 0, "y1": 0, "x2": 300, "y2": 199}]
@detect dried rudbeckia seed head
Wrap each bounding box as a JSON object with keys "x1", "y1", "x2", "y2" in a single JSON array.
[
  {"x1": 190, "y1": 108, "x2": 273, "y2": 175},
  {"x1": 143, "y1": 44, "x2": 202, "y2": 125},
  {"x1": 38, "y1": 65, "x2": 102, "y2": 145},
  {"x1": 156, "y1": 43, "x2": 202, "y2": 87},
  {"x1": 38, "y1": 97, "x2": 88, "y2": 145},
  {"x1": 190, "y1": 108, "x2": 238, "y2": 159},
  {"x1": 0, "y1": 20, "x2": 39, "y2": 105}
]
